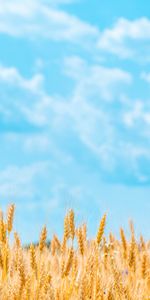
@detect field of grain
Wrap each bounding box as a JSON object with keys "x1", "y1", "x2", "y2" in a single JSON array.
[{"x1": 0, "y1": 204, "x2": 149, "y2": 299}]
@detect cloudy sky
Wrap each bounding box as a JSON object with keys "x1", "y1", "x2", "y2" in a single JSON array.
[{"x1": 0, "y1": 0, "x2": 150, "y2": 243}]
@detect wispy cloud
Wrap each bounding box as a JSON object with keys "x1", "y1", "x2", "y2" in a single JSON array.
[
  {"x1": 0, "y1": 65, "x2": 47, "y2": 131},
  {"x1": 0, "y1": 0, "x2": 98, "y2": 44},
  {"x1": 64, "y1": 56, "x2": 132, "y2": 100},
  {"x1": 0, "y1": 65, "x2": 43, "y2": 93},
  {"x1": 62, "y1": 56, "x2": 150, "y2": 184},
  {"x1": 1, "y1": 58, "x2": 149, "y2": 185},
  {"x1": 98, "y1": 18, "x2": 150, "y2": 60},
  {"x1": 123, "y1": 99, "x2": 150, "y2": 132},
  {"x1": 0, "y1": 162, "x2": 49, "y2": 198}
]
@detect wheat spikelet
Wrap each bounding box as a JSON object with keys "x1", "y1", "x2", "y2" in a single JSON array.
[
  {"x1": 30, "y1": 244, "x2": 37, "y2": 273},
  {"x1": 53, "y1": 234, "x2": 61, "y2": 251},
  {"x1": 0, "y1": 217, "x2": 6, "y2": 244},
  {"x1": 79, "y1": 274, "x2": 86, "y2": 300},
  {"x1": 129, "y1": 220, "x2": 135, "y2": 237},
  {"x1": 50, "y1": 236, "x2": 56, "y2": 256},
  {"x1": 64, "y1": 214, "x2": 70, "y2": 241},
  {"x1": 82, "y1": 223, "x2": 87, "y2": 242},
  {"x1": 61, "y1": 236, "x2": 67, "y2": 255},
  {"x1": 96, "y1": 214, "x2": 106, "y2": 245},
  {"x1": 7, "y1": 204, "x2": 15, "y2": 234},
  {"x1": 2, "y1": 242, "x2": 9, "y2": 281},
  {"x1": 69, "y1": 209, "x2": 75, "y2": 241},
  {"x1": 14, "y1": 231, "x2": 21, "y2": 248},
  {"x1": 39, "y1": 226, "x2": 47, "y2": 252},
  {"x1": 72, "y1": 254, "x2": 78, "y2": 280},
  {"x1": 60, "y1": 256, "x2": 65, "y2": 278},
  {"x1": 63, "y1": 246, "x2": 74, "y2": 276},
  {"x1": 110, "y1": 256, "x2": 125, "y2": 298},
  {"x1": 140, "y1": 234, "x2": 146, "y2": 251},
  {"x1": 128, "y1": 238, "x2": 136, "y2": 271},
  {"x1": 0, "y1": 249, "x2": 3, "y2": 269},
  {"x1": 43, "y1": 273, "x2": 51, "y2": 294},
  {"x1": 109, "y1": 232, "x2": 115, "y2": 252},
  {"x1": 18, "y1": 257, "x2": 26, "y2": 295},
  {"x1": 120, "y1": 228, "x2": 127, "y2": 259},
  {"x1": 77, "y1": 227, "x2": 84, "y2": 256},
  {"x1": 103, "y1": 237, "x2": 108, "y2": 269},
  {"x1": 141, "y1": 252, "x2": 147, "y2": 279},
  {"x1": 24, "y1": 275, "x2": 31, "y2": 300}
]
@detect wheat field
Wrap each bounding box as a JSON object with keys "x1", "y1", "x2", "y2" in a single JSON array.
[{"x1": 0, "y1": 204, "x2": 149, "y2": 299}]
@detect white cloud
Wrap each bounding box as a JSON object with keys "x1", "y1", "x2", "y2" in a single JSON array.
[
  {"x1": 0, "y1": 65, "x2": 50, "y2": 130},
  {"x1": 64, "y1": 56, "x2": 132, "y2": 101},
  {"x1": 123, "y1": 100, "x2": 150, "y2": 129},
  {"x1": 0, "y1": 60, "x2": 132, "y2": 173},
  {"x1": 0, "y1": 0, "x2": 98, "y2": 44},
  {"x1": 61, "y1": 56, "x2": 133, "y2": 169},
  {"x1": 0, "y1": 65, "x2": 44, "y2": 93},
  {"x1": 62, "y1": 57, "x2": 150, "y2": 183},
  {"x1": 123, "y1": 101, "x2": 144, "y2": 127},
  {"x1": 0, "y1": 65, "x2": 55, "y2": 128},
  {"x1": 120, "y1": 143, "x2": 150, "y2": 184},
  {"x1": 0, "y1": 60, "x2": 150, "y2": 185},
  {"x1": 98, "y1": 18, "x2": 150, "y2": 59},
  {"x1": 0, "y1": 162, "x2": 49, "y2": 197}
]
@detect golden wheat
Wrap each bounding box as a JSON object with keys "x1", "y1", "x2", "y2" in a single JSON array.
[{"x1": 0, "y1": 204, "x2": 149, "y2": 299}]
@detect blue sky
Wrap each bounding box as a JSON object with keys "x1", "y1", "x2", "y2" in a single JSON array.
[{"x1": 0, "y1": 0, "x2": 150, "y2": 243}]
